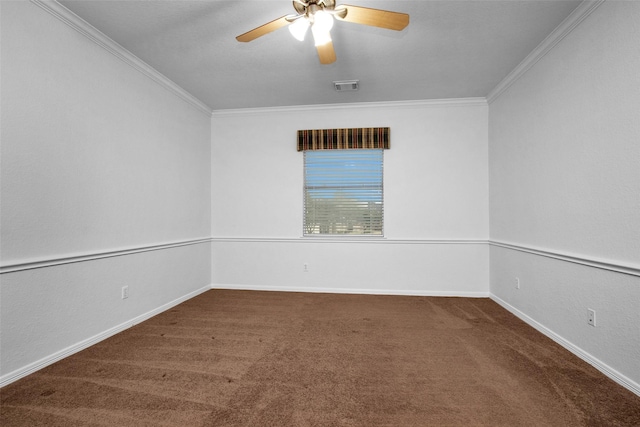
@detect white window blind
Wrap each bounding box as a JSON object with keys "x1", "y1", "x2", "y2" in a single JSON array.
[{"x1": 304, "y1": 149, "x2": 383, "y2": 236}]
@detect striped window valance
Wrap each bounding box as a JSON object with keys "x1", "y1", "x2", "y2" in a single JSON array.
[{"x1": 297, "y1": 127, "x2": 390, "y2": 151}]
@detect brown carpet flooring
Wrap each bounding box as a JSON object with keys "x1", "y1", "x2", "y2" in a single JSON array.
[{"x1": 1, "y1": 290, "x2": 639, "y2": 426}]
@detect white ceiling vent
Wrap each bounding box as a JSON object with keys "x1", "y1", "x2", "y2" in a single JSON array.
[{"x1": 334, "y1": 80, "x2": 359, "y2": 91}]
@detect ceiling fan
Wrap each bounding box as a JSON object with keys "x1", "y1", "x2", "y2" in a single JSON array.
[{"x1": 236, "y1": 0, "x2": 409, "y2": 64}]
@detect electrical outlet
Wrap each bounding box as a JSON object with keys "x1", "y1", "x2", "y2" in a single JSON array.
[
  {"x1": 515, "y1": 277, "x2": 520, "y2": 289},
  {"x1": 587, "y1": 308, "x2": 596, "y2": 327},
  {"x1": 303, "y1": 263, "x2": 309, "y2": 273},
  {"x1": 122, "y1": 286, "x2": 129, "y2": 299}
]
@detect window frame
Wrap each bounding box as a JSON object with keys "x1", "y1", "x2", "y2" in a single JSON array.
[{"x1": 302, "y1": 149, "x2": 384, "y2": 238}]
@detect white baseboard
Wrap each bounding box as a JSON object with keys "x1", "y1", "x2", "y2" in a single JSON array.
[
  {"x1": 211, "y1": 283, "x2": 489, "y2": 298},
  {"x1": 490, "y1": 294, "x2": 640, "y2": 397},
  {"x1": 8, "y1": 285, "x2": 633, "y2": 399},
  {"x1": 0, "y1": 284, "x2": 212, "y2": 388}
]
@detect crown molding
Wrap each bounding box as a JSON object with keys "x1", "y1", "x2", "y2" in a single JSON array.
[
  {"x1": 486, "y1": 0, "x2": 605, "y2": 104},
  {"x1": 211, "y1": 98, "x2": 488, "y2": 117},
  {"x1": 30, "y1": 0, "x2": 212, "y2": 116}
]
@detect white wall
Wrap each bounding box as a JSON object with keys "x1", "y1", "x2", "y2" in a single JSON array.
[
  {"x1": 0, "y1": 2, "x2": 212, "y2": 384},
  {"x1": 489, "y1": 1, "x2": 640, "y2": 391},
  {"x1": 211, "y1": 101, "x2": 489, "y2": 295}
]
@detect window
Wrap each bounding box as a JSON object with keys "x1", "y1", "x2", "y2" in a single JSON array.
[{"x1": 304, "y1": 149, "x2": 383, "y2": 236}]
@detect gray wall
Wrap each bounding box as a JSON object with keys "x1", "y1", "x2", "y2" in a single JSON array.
[
  {"x1": 488, "y1": 1, "x2": 640, "y2": 391},
  {"x1": 0, "y1": 1, "x2": 212, "y2": 384}
]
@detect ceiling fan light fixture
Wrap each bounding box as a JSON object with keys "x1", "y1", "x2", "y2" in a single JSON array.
[
  {"x1": 313, "y1": 9, "x2": 334, "y2": 33},
  {"x1": 288, "y1": 17, "x2": 310, "y2": 41},
  {"x1": 310, "y1": 8, "x2": 334, "y2": 46},
  {"x1": 311, "y1": 24, "x2": 332, "y2": 46}
]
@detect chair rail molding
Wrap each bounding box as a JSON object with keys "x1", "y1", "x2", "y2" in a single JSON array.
[
  {"x1": 489, "y1": 240, "x2": 640, "y2": 277},
  {"x1": 0, "y1": 238, "x2": 213, "y2": 274},
  {"x1": 211, "y1": 237, "x2": 488, "y2": 245}
]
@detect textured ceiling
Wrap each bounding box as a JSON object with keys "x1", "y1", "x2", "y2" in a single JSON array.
[{"x1": 59, "y1": 0, "x2": 582, "y2": 111}]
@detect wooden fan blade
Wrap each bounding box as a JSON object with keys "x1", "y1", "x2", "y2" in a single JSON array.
[
  {"x1": 316, "y1": 41, "x2": 337, "y2": 64},
  {"x1": 336, "y1": 5, "x2": 409, "y2": 31},
  {"x1": 236, "y1": 16, "x2": 291, "y2": 42}
]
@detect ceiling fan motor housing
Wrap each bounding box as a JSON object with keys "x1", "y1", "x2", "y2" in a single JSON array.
[{"x1": 293, "y1": 0, "x2": 337, "y2": 16}]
